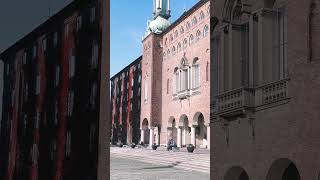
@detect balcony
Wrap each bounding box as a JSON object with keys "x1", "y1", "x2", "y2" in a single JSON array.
[
  {"x1": 177, "y1": 89, "x2": 191, "y2": 99},
  {"x1": 255, "y1": 79, "x2": 289, "y2": 110},
  {"x1": 213, "y1": 79, "x2": 290, "y2": 118},
  {"x1": 215, "y1": 87, "x2": 254, "y2": 117}
]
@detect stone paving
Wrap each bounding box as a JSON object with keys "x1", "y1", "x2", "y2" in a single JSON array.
[{"x1": 110, "y1": 146, "x2": 210, "y2": 179}]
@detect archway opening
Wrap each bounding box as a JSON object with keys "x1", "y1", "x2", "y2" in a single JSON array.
[
  {"x1": 167, "y1": 116, "x2": 177, "y2": 143},
  {"x1": 179, "y1": 115, "x2": 190, "y2": 147},
  {"x1": 224, "y1": 166, "x2": 250, "y2": 180},
  {"x1": 266, "y1": 158, "x2": 301, "y2": 180},
  {"x1": 193, "y1": 112, "x2": 206, "y2": 148},
  {"x1": 142, "y1": 118, "x2": 150, "y2": 144}
]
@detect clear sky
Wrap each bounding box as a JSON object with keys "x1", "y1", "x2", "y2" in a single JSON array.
[
  {"x1": 110, "y1": 0, "x2": 199, "y2": 77},
  {"x1": 0, "y1": 0, "x2": 72, "y2": 53}
]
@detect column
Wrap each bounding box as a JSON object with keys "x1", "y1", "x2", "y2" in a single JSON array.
[
  {"x1": 191, "y1": 126, "x2": 196, "y2": 147},
  {"x1": 207, "y1": 125, "x2": 210, "y2": 149},
  {"x1": 182, "y1": 128, "x2": 185, "y2": 145},
  {"x1": 177, "y1": 127, "x2": 182, "y2": 147},
  {"x1": 149, "y1": 128, "x2": 154, "y2": 147},
  {"x1": 155, "y1": 128, "x2": 160, "y2": 145},
  {"x1": 140, "y1": 129, "x2": 145, "y2": 143}
]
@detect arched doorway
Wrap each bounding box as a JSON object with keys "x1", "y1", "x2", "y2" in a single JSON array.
[
  {"x1": 266, "y1": 158, "x2": 301, "y2": 180},
  {"x1": 224, "y1": 166, "x2": 250, "y2": 180},
  {"x1": 179, "y1": 115, "x2": 190, "y2": 147},
  {"x1": 167, "y1": 116, "x2": 177, "y2": 143},
  {"x1": 141, "y1": 118, "x2": 150, "y2": 144},
  {"x1": 193, "y1": 112, "x2": 206, "y2": 148}
]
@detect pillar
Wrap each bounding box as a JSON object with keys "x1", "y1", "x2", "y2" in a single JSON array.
[
  {"x1": 149, "y1": 128, "x2": 154, "y2": 147},
  {"x1": 182, "y1": 128, "x2": 186, "y2": 145},
  {"x1": 155, "y1": 127, "x2": 160, "y2": 145},
  {"x1": 191, "y1": 126, "x2": 196, "y2": 147},
  {"x1": 140, "y1": 129, "x2": 145, "y2": 143},
  {"x1": 207, "y1": 125, "x2": 210, "y2": 149},
  {"x1": 177, "y1": 127, "x2": 182, "y2": 147}
]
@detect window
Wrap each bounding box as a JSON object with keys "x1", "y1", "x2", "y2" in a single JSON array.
[
  {"x1": 55, "y1": 66, "x2": 60, "y2": 87},
  {"x1": 53, "y1": 32, "x2": 58, "y2": 47},
  {"x1": 170, "y1": 34, "x2": 173, "y2": 41},
  {"x1": 65, "y1": 23, "x2": 69, "y2": 37},
  {"x1": 183, "y1": 38, "x2": 188, "y2": 49},
  {"x1": 177, "y1": 43, "x2": 182, "y2": 52},
  {"x1": 196, "y1": 30, "x2": 201, "y2": 41},
  {"x1": 144, "y1": 81, "x2": 148, "y2": 103},
  {"x1": 167, "y1": 79, "x2": 169, "y2": 94},
  {"x1": 131, "y1": 78, "x2": 134, "y2": 86},
  {"x1": 77, "y1": 15, "x2": 82, "y2": 31},
  {"x1": 175, "y1": 30, "x2": 179, "y2": 38},
  {"x1": 33, "y1": 45, "x2": 37, "y2": 59},
  {"x1": 66, "y1": 131, "x2": 71, "y2": 157},
  {"x1": 180, "y1": 26, "x2": 184, "y2": 34},
  {"x1": 200, "y1": 11, "x2": 205, "y2": 21},
  {"x1": 89, "y1": 124, "x2": 95, "y2": 152},
  {"x1": 172, "y1": 46, "x2": 176, "y2": 55},
  {"x1": 35, "y1": 64, "x2": 40, "y2": 95},
  {"x1": 68, "y1": 91, "x2": 74, "y2": 116},
  {"x1": 189, "y1": 34, "x2": 194, "y2": 45},
  {"x1": 69, "y1": 50, "x2": 75, "y2": 78},
  {"x1": 138, "y1": 75, "x2": 141, "y2": 83},
  {"x1": 192, "y1": 16, "x2": 198, "y2": 26},
  {"x1": 192, "y1": 59, "x2": 200, "y2": 88},
  {"x1": 54, "y1": 101, "x2": 58, "y2": 126},
  {"x1": 206, "y1": 62, "x2": 209, "y2": 81},
  {"x1": 90, "y1": 83, "x2": 97, "y2": 108},
  {"x1": 164, "y1": 38, "x2": 168, "y2": 45},
  {"x1": 90, "y1": 7, "x2": 96, "y2": 22},
  {"x1": 91, "y1": 43, "x2": 99, "y2": 69},
  {"x1": 203, "y1": 25, "x2": 209, "y2": 37},
  {"x1": 186, "y1": 21, "x2": 191, "y2": 30},
  {"x1": 32, "y1": 144, "x2": 38, "y2": 165},
  {"x1": 23, "y1": 52, "x2": 27, "y2": 65},
  {"x1": 42, "y1": 38, "x2": 47, "y2": 51},
  {"x1": 167, "y1": 49, "x2": 171, "y2": 57},
  {"x1": 35, "y1": 111, "x2": 40, "y2": 129}
]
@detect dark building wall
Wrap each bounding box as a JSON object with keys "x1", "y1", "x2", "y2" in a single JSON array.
[
  {"x1": 210, "y1": 0, "x2": 320, "y2": 180},
  {"x1": 0, "y1": 0, "x2": 101, "y2": 180},
  {"x1": 110, "y1": 57, "x2": 142, "y2": 145}
]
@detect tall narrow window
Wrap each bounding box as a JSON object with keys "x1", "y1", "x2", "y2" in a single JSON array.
[
  {"x1": 206, "y1": 62, "x2": 209, "y2": 81},
  {"x1": 200, "y1": 11, "x2": 205, "y2": 21},
  {"x1": 189, "y1": 34, "x2": 194, "y2": 46},
  {"x1": 183, "y1": 38, "x2": 188, "y2": 49},
  {"x1": 68, "y1": 91, "x2": 74, "y2": 116},
  {"x1": 66, "y1": 131, "x2": 71, "y2": 157},
  {"x1": 177, "y1": 43, "x2": 182, "y2": 52},
  {"x1": 196, "y1": 30, "x2": 201, "y2": 41},
  {"x1": 69, "y1": 49, "x2": 75, "y2": 78},
  {"x1": 35, "y1": 64, "x2": 40, "y2": 95},
  {"x1": 192, "y1": 59, "x2": 200, "y2": 88},
  {"x1": 42, "y1": 38, "x2": 47, "y2": 52},
  {"x1": 55, "y1": 66, "x2": 60, "y2": 87},
  {"x1": 53, "y1": 32, "x2": 58, "y2": 47},
  {"x1": 33, "y1": 45, "x2": 37, "y2": 59},
  {"x1": 167, "y1": 79, "x2": 169, "y2": 94},
  {"x1": 203, "y1": 25, "x2": 209, "y2": 37},
  {"x1": 144, "y1": 81, "x2": 148, "y2": 103},
  {"x1": 90, "y1": 7, "x2": 96, "y2": 22}
]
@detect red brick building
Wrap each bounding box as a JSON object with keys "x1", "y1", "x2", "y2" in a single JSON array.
[
  {"x1": 140, "y1": 0, "x2": 211, "y2": 149},
  {"x1": 210, "y1": 0, "x2": 320, "y2": 179}
]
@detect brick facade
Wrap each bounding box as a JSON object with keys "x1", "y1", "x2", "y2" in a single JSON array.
[{"x1": 210, "y1": 0, "x2": 320, "y2": 179}]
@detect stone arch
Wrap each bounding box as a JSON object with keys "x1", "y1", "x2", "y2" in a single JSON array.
[
  {"x1": 167, "y1": 116, "x2": 177, "y2": 143},
  {"x1": 179, "y1": 114, "x2": 191, "y2": 146},
  {"x1": 222, "y1": 0, "x2": 251, "y2": 23},
  {"x1": 192, "y1": 112, "x2": 206, "y2": 148},
  {"x1": 224, "y1": 166, "x2": 250, "y2": 180},
  {"x1": 141, "y1": 118, "x2": 150, "y2": 144},
  {"x1": 266, "y1": 158, "x2": 301, "y2": 180}
]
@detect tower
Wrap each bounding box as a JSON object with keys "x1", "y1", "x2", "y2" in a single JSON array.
[{"x1": 140, "y1": 0, "x2": 171, "y2": 147}]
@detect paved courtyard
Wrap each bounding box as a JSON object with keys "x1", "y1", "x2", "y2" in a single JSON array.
[{"x1": 110, "y1": 146, "x2": 210, "y2": 180}]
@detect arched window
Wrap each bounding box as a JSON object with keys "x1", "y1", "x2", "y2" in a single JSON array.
[
  {"x1": 203, "y1": 25, "x2": 209, "y2": 37},
  {"x1": 200, "y1": 11, "x2": 205, "y2": 21},
  {"x1": 196, "y1": 30, "x2": 201, "y2": 41},
  {"x1": 180, "y1": 26, "x2": 184, "y2": 34},
  {"x1": 177, "y1": 43, "x2": 182, "y2": 52},
  {"x1": 192, "y1": 57, "x2": 200, "y2": 88},
  {"x1": 192, "y1": 16, "x2": 198, "y2": 26},
  {"x1": 167, "y1": 49, "x2": 171, "y2": 57},
  {"x1": 164, "y1": 38, "x2": 168, "y2": 46},
  {"x1": 175, "y1": 30, "x2": 179, "y2": 38},
  {"x1": 186, "y1": 21, "x2": 191, "y2": 30},
  {"x1": 207, "y1": 5, "x2": 210, "y2": 16},
  {"x1": 167, "y1": 79, "x2": 169, "y2": 94},
  {"x1": 183, "y1": 38, "x2": 188, "y2": 49},
  {"x1": 170, "y1": 34, "x2": 173, "y2": 41},
  {"x1": 172, "y1": 46, "x2": 176, "y2": 55},
  {"x1": 189, "y1": 34, "x2": 194, "y2": 45}
]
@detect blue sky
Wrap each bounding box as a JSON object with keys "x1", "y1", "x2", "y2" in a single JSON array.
[{"x1": 110, "y1": 0, "x2": 199, "y2": 77}]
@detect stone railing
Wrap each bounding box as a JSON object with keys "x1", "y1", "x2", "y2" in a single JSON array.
[
  {"x1": 215, "y1": 87, "x2": 254, "y2": 116},
  {"x1": 255, "y1": 78, "x2": 289, "y2": 107}
]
